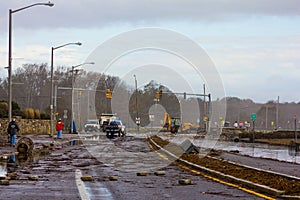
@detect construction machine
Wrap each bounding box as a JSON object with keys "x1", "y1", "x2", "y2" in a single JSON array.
[{"x1": 162, "y1": 112, "x2": 181, "y2": 133}]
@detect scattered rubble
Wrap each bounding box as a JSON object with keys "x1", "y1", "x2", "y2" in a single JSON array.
[
  {"x1": 0, "y1": 179, "x2": 10, "y2": 185},
  {"x1": 81, "y1": 176, "x2": 93, "y2": 181},
  {"x1": 109, "y1": 175, "x2": 118, "y2": 181},
  {"x1": 149, "y1": 135, "x2": 300, "y2": 196},
  {"x1": 28, "y1": 175, "x2": 39, "y2": 181},
  {"x1": 136, "y1": 172, "x2": 148, "y2": 176},
  {"x1": 178, "y1": 179, "x2": 192, "y2": 185}
]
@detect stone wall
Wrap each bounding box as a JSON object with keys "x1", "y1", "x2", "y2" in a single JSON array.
[{"x1": 0, "y1": 118, "x2": 50, "y2": 136}]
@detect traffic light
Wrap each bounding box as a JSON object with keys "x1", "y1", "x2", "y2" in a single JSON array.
[
  {"x1": 106, "y1": 89, "x2": 112, "y2": 99},
  {"x1": 155, "y1": 90, "x2": 163, "y2": 99},
  {"x1": 155, "y1": 91, "x2": 160, "y2": 99}
]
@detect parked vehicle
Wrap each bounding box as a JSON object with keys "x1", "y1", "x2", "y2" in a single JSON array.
[
  {"x1": 99, "y1": 113, "x2": 117, "y2": 132},
  {"x1": 106, "y1": 119, "x2": 126, "y2": 138},
  {"x1": 102, "y1": 121, "x2": 109, "y2": 132},
  {"x1": 84, "y1": 119, "x2": 100, "y2": 132}
]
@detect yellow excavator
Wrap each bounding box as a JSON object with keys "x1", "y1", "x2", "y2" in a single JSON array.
[{"x1": 162, "y1": 112, "x2": 181, "y2": 133}]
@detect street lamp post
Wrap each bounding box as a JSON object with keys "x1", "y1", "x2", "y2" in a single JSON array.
[
  {"x1": 134, "y1": 75, "x2": 139, "y2": 133},
  {"x1": 265, "y1": 105, "x2": 269, "y2": 131},
  {"x1": 70, "y1": 62, "x2": 94, "y2": 133},
  {"x1": 104, "y1": 77, "x2": 108, "y2": 113},
  {"x1": 8, "y1": 2, "x2": 54, "y2": 122},
  {"x1": 294, "y1": 115, "x2": 298, "y2": 143},
  {"x1": 50, "y1": 42, "x2": 82, "y2": 137}
]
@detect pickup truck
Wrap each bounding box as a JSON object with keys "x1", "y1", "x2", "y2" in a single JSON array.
[
  {"x1": 106, "y1": 119, "x2": 126, "y2": 138},
  {"x1": 84, "y1": 119, "x2": 100, "y2": 132}
]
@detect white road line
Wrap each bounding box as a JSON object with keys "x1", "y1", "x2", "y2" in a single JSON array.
[{"x1": 75, "y1": 169, "x2": 91, "y2": 200}]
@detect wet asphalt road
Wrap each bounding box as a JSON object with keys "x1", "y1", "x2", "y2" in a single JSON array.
[
  {"x1": 0, "y1": 132, "x2": 268, "y2": 200},
  {"x1": 219, "y1": 152, "x2": 300, "y2": 178}
]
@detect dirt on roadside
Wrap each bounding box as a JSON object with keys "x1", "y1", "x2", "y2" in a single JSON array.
[{"x1": 149, "y1": 135, "x2": 300, "y2": 196}]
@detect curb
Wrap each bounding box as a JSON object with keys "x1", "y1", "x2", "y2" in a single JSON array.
[
  {"x1": 280, "y1": 195, "x2": 300, "y2": 200},
  {"x1": 147, "y1": 136, "x2": 300, "y2": 198}
]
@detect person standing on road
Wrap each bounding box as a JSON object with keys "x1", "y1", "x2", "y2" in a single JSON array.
[
  {"x1": 245, "y1": 121, "x2": 250, "y2": 130},
  {"x1": 234, "y1": 121, "x2": 238, "y2": 128},
  {"x1": 239, "y1": 121, "x2": 244, "y2": 128},
  {"x1": 56, "y1": 118, "x2": 64, "y2": 139},
  {"x1": 7, "y1": 117, "x2": 20, "y2": 147}
]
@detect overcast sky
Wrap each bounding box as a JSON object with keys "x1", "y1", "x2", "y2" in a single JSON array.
[{"x1": 0, "y1": 0, "x2": 300, "y2": 103}]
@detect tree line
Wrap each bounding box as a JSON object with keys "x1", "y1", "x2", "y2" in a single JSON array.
[
  {"x1": 0, "y1": 63, "x2": 299, "y2": 130},
  {"x1": 0, "y1": 63, "x2": 120, "y2": 120}
]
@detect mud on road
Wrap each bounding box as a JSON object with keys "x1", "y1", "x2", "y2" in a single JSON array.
[
  {"x1": 0, "y1": 135, "x2": 266, "y2": 200},
  {"x1": 149, "y1": 135, "x2": 300, "y2": 197}
]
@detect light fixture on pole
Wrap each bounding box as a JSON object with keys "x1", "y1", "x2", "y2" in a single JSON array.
[
  {"x1": 50, "y1": 42, "x2": 82, "y2": 138},
  {"x1": 70, "y1": 62, "x2": 95, "y2": 133},
  {"x1": 8, "y1": 2, "x2": 54, "y2": 122}
]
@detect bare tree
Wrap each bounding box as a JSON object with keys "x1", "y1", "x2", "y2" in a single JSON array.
[{"x1": 12, "y1": 63, "x2": 49, "y2": 110}]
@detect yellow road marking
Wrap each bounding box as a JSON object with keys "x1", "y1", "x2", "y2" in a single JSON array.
[{"x1": 147, "y1": 139, "x2": 171, "y2": 162}]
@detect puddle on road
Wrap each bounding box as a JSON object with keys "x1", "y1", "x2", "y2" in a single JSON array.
[
  {"x1": 0, "y1": 155, "x2": 17, "y2": 177},
  {"x1": 0, "y1": 152, "x2": 40, "y2": 176},
  {"x1": 162, "y1": 135, "x2": 300, "y2": 164},
  {"x1": 0, "y1": 161, "x2": 6, "y2": 178},
  {"x1": 70, "y1": 139, "x2": 83, "y2": 146}
]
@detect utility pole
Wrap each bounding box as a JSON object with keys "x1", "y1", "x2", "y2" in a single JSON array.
[
  {"x1": 265, "y1": 105, "x2": 268, "y2": 131},
  {"x1": 203, "y1": 84, "x2": 206, "y2": 131},
  {"x1": 276, "y1": 96, "x2": 279, "y2": 129},
  {"x1": 8, "y1": 2, "x2": 54, "y2": 122},
  {"x1": 295, "y1": 115, "x2": 297, "y2": 143},
  {"x1": 70, "y1": 62, "x2": 94, "y2": 133},
  {"x1": 50, "y1": 42, "x2": 81, "y2": 137},
  {"x1": 134, "y1": 75, "x2": 139, "y2": 133}
]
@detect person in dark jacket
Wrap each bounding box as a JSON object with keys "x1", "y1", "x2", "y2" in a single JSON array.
[{"x1": 7, "y1": 118, "x2": 20, "y2": 147}]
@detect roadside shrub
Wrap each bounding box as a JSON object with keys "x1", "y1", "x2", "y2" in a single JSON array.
[
  {"x1": 27, "y1": 108, "x2": 34, "y2": 119},
  {"x1": 0, "y1": 102, "x2": 8, "y2": 118},
  {"x1": 34, "y1": 109, "x2": 41, "y2": 119},
  {"x1": 13, "y1": 110, "x2": 23, "y2": 118},
  {"x1": 23, "y1": 108, "x2": 35, "y2": 119},
  {"x1": 23, "y1": 109, "x2": 29, "y2": 119},
  {"x1": 12, "y1": 101, "x2": 20, "y2": 111},
  {"x1": 0, "y1": 102, "x2": 8, "y2": 110},
  {"x1": 40, "y1": 112, "x2": 50, "y2": 119}
]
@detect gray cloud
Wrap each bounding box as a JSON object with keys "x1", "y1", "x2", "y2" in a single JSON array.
[{"x1": 1, "y1": 0, "x2": 300, "y2": 31}]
